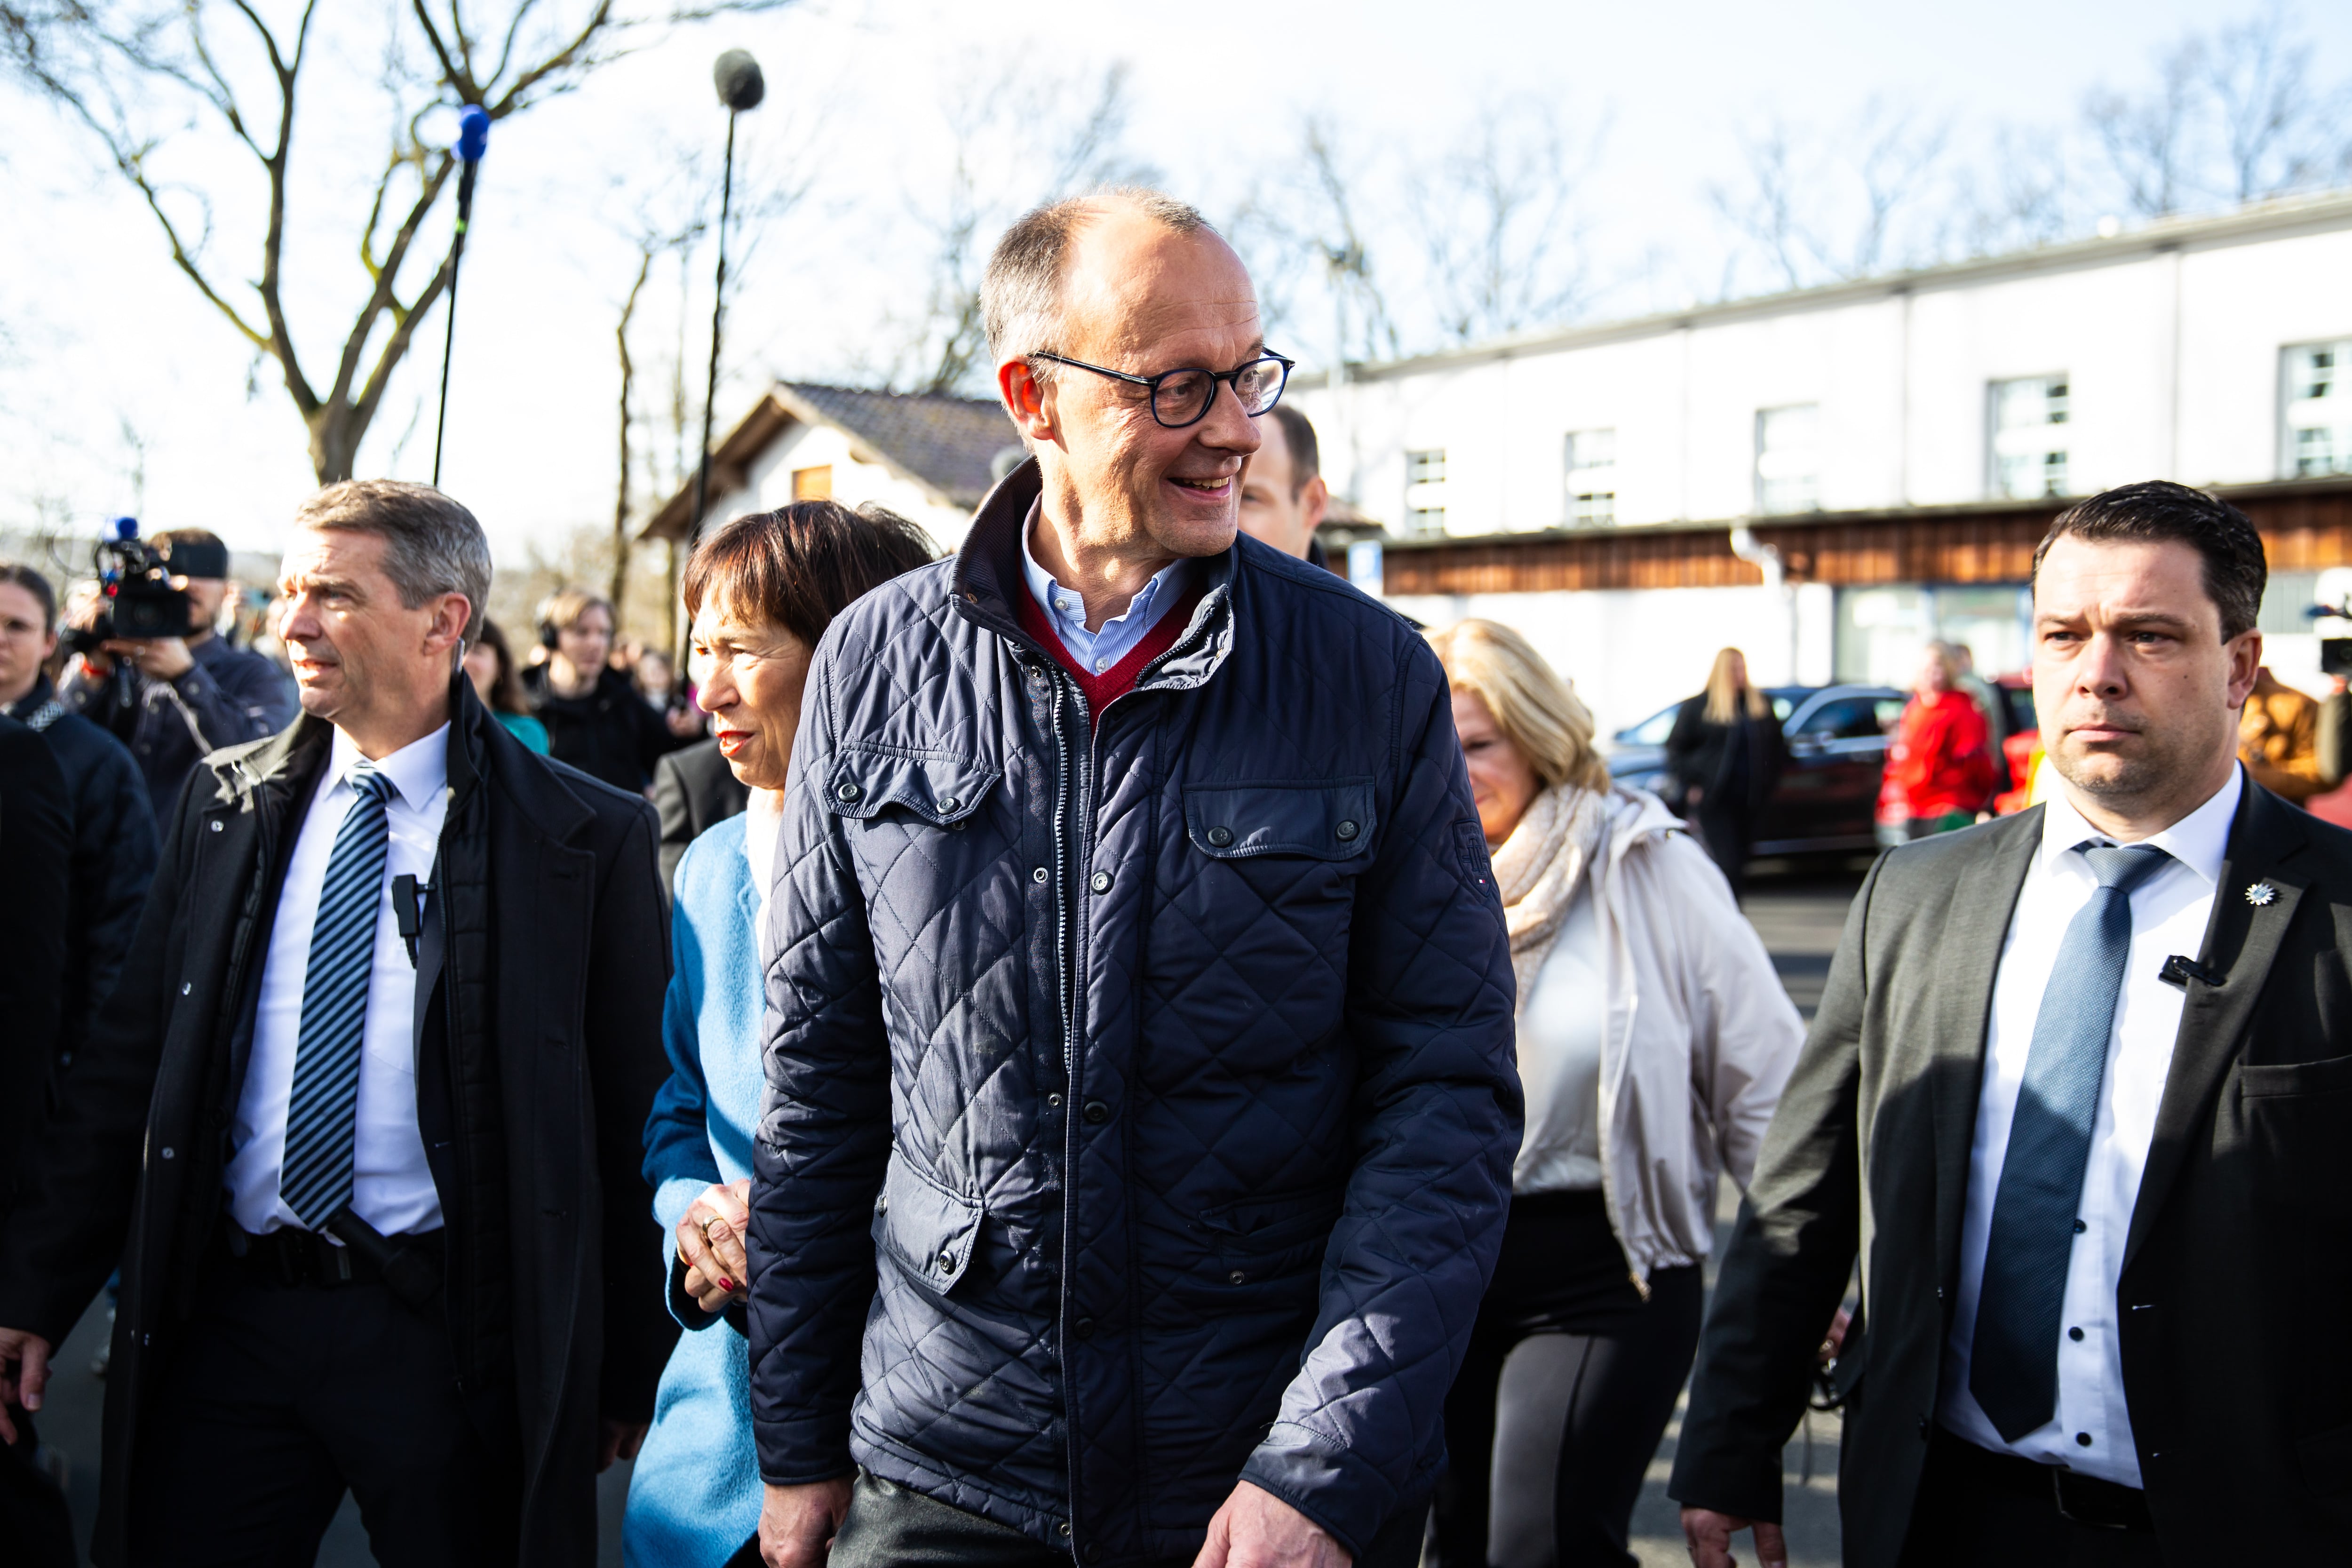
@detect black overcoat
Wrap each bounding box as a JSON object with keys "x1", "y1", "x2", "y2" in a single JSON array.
[
  {"x1": 1671, "y1": 782, "x2": 2352, "y2": 1562},
  {"x1": 0, "y1": 679, "x2": 675, "y2": 1566}
]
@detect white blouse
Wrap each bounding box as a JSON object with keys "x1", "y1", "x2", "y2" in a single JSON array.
[{"x1": 1513, "y1": 881, "x2": 1607, "y2": 1194}]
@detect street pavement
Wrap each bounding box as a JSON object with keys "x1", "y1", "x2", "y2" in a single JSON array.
[{"x1": 33, "y1": 861, "x2": 1871, "y2": 1568}]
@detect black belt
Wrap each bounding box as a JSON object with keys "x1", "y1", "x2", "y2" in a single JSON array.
[
  {"x1": 221, "y1": 1220, "x2": 446, "y2": 1308},
  {"x1": 1933, "y1": 1429, "x2": 2153, "y2": 1532}
]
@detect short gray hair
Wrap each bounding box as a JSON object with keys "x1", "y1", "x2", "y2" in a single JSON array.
[
  {"x1": 982, "y1": 187, "x2": 1215, "y2": 383},
  {"x1": 293, "y1": 480, "x2": 493, "y2": 643}
]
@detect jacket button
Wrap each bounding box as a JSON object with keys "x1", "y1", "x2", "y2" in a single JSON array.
[
  {"x1": 1032, "y1": 866, "x2": 1049, "y2": 884},
  {"x1": 938, "y1": 795, "x2": 959, "y2": 812},
  {"x1": 180, "y1": 982, "x2": 192, "y2": 996},
  {"x1": 1089, "y1": 871, "x2": 1112, "y2": 893},
  {"x1": 1228, "y1": 1270, "x2": 1246, "y2": 1285},
  {"x1": 1046, "y1": 1093, "x2": 1063, "y2": 1108},
  {"x1": 1073, "y1": 1316, "x2": 1095, "y2": 1338},
  {"x1": 159, "y1": 1147, "x2": 174, "y2": 1160},
  {"x1": 1082, "y1": 1100, "x2": 1110, "y2": 1125},
  {"x1": 836, "y1": 781, "x2": 862, "y2": 803},
  {"x1": 875, "y1": 1194, "x2": 889, "y2": 1214},
  {"x1": 208, "y1": 820, "x2": 223, "y2": 832},
  {"x1": 1335, "y1": 820, "x2": 1359, "y2": 841},
  {"x1": 938, "y1": 1251, "x2": 956, "y2": 1272},
  {"x1": 1206, "y1": 826, "x2": 1234, "y2": 847},
  {"x1": 2074, "y1": 1218, "x2": 2087, "y2": 1234},
  {"x1": 1057, "y1": 1522, "x2": 1072, "y2": 1538}
]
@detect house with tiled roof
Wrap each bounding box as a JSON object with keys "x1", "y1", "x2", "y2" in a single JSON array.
[{"x1": 643, "y1": 382, "x2": 1022, "y2": 550}]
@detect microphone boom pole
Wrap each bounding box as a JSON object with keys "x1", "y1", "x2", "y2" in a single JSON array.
[
  {"x1": 691, "y1": 49, "x2": 766, "y2": 546},
  {"x1": 433, "y1": 106, "x2": 492, "y2": 490}
]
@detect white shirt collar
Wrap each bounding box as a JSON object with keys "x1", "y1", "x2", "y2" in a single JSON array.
[
  {"x1": 2036, "y1": 761, "x2": 2243, "y2": 888},
  {"x1": 327, "y1": 721, "x2": 451, "y2": 813}
]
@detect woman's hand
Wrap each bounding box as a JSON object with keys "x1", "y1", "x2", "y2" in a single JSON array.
[{"x1": 677, "y1": 1178, "x2": 754, "y2": 1313}]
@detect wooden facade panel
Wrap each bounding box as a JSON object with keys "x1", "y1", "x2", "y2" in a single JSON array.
[{"x1": 1385, "y1": 486, "x2": 2352, "y2": 595}]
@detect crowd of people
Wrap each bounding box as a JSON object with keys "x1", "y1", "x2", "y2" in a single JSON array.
[{"x1": 0, "y1": 185, "x2": 2347, "y2": 1568}]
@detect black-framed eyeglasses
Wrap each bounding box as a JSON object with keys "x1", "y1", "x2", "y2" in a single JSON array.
[{"x1": 1028, "y1": 350, "x2": 1295, "y2": 429}]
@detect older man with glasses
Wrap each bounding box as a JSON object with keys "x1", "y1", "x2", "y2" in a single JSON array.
[{"x1": 745, "y1": 188, "x2": 1519, "y2": 1568}]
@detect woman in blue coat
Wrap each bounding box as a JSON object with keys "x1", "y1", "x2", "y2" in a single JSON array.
[{"x1": 624, "y1": 501, "x2": 935, "y2": 1568}]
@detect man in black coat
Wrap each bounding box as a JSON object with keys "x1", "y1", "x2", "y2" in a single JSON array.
[
  {"x1": 1674, "y1": 482, "x2": 2352, "y2": 1567},
  {"x1": 0, "y1": 481, "x2": 674, "y2": 1568},
  {"x1": 651, "y1": 735, "x2": 750, "y2": 895},
  {"x1": 0, "y1": 709, "x2": 73, "y2": 1567},
  {"x1": 2, "y1": 563, "x2": 160, "y2": 1062}
]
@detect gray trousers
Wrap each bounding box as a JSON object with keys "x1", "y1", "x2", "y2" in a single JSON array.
[{"x1": 827, "y1": 1470, "x2": 1427, "y2": 1568}]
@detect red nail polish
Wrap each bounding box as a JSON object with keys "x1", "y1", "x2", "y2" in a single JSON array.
[{"x1": 718, "y1": 1278, "x2": 734, "y2": 1291}]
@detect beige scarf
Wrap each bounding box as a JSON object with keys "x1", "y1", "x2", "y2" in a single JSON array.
[{"x1": 1490, "y1": 783, "x2": 1609, "y2": 1016}]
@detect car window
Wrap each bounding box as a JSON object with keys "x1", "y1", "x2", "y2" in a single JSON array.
[
  {"x1": 1872, "y1": 698, "x2": 1906, "y2": 732},
  {"x1": 1617, "y1": 703, "x2": 1679, "y2": 746},
  {"x1": 1793, "y1": 698, "x2": 1893, "y2": 740}
]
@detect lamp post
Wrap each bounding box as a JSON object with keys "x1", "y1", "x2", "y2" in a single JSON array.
[{"x1": 690, "y1": 49, "x2": 765, "y2": 546}]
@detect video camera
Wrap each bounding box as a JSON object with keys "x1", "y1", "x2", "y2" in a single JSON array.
[{"x1": 59, "y1": 517, "x2": 199, "y2": 655}]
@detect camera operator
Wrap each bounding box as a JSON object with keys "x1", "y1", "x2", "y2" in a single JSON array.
[
  {"x1": 60, "y1": 528, "x2": 296, "y2": 822},
  {"x1": 0, "y1": 563, "x2": 158, "y2": 1067}
]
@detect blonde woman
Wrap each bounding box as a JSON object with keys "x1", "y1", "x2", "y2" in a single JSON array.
[
  {"x1": 1661, "y1": 647, "x2": 1786, "y2": 901},
  {"x1": 1427, "y1": 621, "x2": 1803, "y2": 1568}
]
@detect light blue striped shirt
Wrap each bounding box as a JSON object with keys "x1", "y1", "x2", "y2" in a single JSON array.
[{"x1": 1020, "y1": 501, "x2": 1186, "y2": 675}]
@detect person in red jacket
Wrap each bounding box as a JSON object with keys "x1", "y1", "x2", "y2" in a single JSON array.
[{"x1": 1883, "y1": 642, "x2": 1994, "y2": 839}]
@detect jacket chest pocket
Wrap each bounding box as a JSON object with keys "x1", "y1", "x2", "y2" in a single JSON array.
[
  {"x1": 1151, "y1": 780, "x2": 1375, "y2": 1079},
  {"x1": 826, "y1": 747, "x2": 1000, "y2": 851}
]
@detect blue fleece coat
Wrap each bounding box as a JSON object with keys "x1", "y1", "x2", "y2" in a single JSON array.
[{"x1": 623, "y1": 816, "x2": 766, "y2": 1568}]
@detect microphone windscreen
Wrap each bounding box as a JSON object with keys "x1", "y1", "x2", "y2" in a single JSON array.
[
  {"x1": 457, "y1": 105, "x2": 491, "y2": 163},
  {"x1": 714, "y1": 48, "x2": 765, "y2": 111}
]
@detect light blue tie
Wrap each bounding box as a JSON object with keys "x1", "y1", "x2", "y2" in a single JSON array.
[
  {"x1": 278, "y1": 763, "x2": 398, "y2": 1230},
  {"x1": 1970, "y1": 840, "x2": 2172, "y2": 1441}
]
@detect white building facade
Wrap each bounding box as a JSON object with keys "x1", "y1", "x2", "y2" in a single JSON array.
[{"x1": 1287, "y1": 193, "x2": 2352, "y2": 737}]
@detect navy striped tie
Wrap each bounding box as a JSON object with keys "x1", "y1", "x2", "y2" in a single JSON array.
[
  {"x1": 279, "y1": 763, "x2": 398, "y2": 1230},
  {"x1": 1969, "y1": 840, "x2": 2172, "y2": 1441}
]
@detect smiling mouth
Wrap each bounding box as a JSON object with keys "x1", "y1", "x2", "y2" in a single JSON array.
[{"x1": 1167, "y1": 473, "x2": 1235, "y2": 496}]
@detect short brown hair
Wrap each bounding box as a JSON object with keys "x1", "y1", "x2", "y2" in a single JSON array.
[
  {"x1": 537, "y1": 587, "x2": 614, "y2": 639},
  {"x1": 294, "y1": 481, "x2": 493, "y2": 641},
  {"x1": 2031, "y1": 481, "x2": 2266, "y2": 641},
  {"x1": 0, "y1": 562, "x2": 56, "y2": 631},
  {"x1": 1265, "y1": 405, "x2": 1319, "y2": 499},
  {"x1": 682, "y1": 501, "x2": 938, "y2": 648}
]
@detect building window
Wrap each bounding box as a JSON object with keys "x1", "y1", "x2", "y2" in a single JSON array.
[
  {"x1": 792, "y1": 465, "x2": 833, "y2": 501},
  {"x1": 1989, "y1": 376, "x2": 2070, "y2": 499},
  {"x1": 1404, "y1": 448, "x2": 1446, "y2": 535},
  {"x1": 1565, "y1": 428, "x2": 1615, "y2": 526},
  {"x1": 1754, "y1": 405, "x2": 1820, "y2": 515},
  {"x1": 2285, "y1": 340, "x2": 2352, "y2": 478}
]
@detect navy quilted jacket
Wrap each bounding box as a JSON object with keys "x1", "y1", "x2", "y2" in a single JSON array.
[{"x1": 747, "y1": 461, "x2": 1521, "y2": 1565}]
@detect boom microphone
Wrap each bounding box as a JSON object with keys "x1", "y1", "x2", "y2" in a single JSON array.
[
  {"x1": 433, "y1": 105, "x2": 493, "y2": 489},
  {"x1": 714, "y1": 49, "x2": 764, "y2": 112}
]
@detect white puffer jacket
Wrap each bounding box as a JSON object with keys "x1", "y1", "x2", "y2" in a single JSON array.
[{"x1": 1512, "y1": 786, "x2": 1804, "y2": 1285}]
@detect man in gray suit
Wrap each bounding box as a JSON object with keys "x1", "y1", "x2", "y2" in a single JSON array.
[{"x1": 1674, "y1": 481, "x2": 2352, "y2": 1567}]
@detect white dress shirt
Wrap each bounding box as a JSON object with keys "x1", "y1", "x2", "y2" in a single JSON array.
[
  {"x1": 1938, "y1": 764, "x2": 2242, "y2": 1485},
  {"x1": 225, "y1": 724, "x2": 452, "y2": 1237},
  {"x1": 1020, "y1": 500, "x2": 1185, "y2": 673}
]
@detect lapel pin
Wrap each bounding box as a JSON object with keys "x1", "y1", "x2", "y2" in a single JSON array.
[{"x1": 2244, "y1": 881, "x2": 2277, "y2": 907}]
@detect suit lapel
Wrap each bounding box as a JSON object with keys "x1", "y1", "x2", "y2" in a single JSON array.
[
  {"x1": 2122, "y1": 783, "x2": 2309, "y2": 1271},
  {"x1": 1930, "y1": 810, "x2": 2043, "y2": 1278}
]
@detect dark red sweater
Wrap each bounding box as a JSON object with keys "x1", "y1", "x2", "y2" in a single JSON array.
[{"x1": 1017, "y1": 584, "x2": 1202, "y2": 727}]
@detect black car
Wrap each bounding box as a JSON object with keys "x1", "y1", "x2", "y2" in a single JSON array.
[{"x1": 1605, "y1": 684, "x2": 1907, "y2": 856}]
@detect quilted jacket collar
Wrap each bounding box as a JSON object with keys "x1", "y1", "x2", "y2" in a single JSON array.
[{"x1": 953, "y1": 454, "x2": 1239, "y2": 691}]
